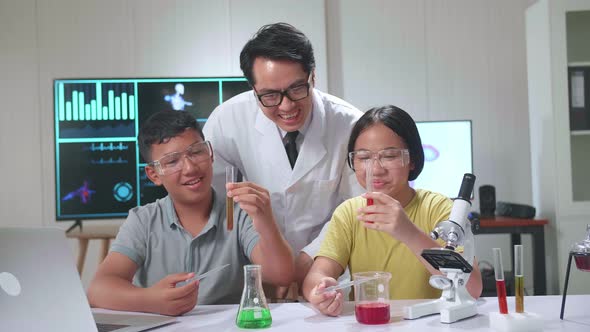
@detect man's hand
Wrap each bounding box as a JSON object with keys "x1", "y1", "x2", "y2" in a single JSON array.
[
  {"x1": 145, "y1": 273, "x2": 199, "y2": 316},
  {"x1": 227, "y1": 182, "x2": 276, "y2": 232},
  {"x1": 307, "y1": 277, "x2": 344, "y2": 317}
]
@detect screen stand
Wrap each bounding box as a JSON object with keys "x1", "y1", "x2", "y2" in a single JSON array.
[{"x1": 66, "y1": 220, "x2": 83, "y2": 234}]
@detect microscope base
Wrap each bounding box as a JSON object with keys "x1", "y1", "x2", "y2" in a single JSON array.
[{"x1": 404, "y1": 298, "x2": 477, "y2": 323}]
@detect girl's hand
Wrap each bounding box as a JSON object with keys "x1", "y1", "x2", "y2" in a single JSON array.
[
  {"x1": 357, "y1": 192, "x2": 418, "y2": 242},
  {"x1": 307, "y1": 277, "x2": 344, "y2": 317}
]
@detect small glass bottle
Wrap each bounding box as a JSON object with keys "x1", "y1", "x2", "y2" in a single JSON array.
[
  {"x1": 571, "y1": 224, "x2": 590, "y2": 271},
  {"x1": 236, "y1": 265, "x2": 272, "y2": 329}
]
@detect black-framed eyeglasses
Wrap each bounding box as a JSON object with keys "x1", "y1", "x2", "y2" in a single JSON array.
[
  {"x1": 148, "y1": 140, "x2": 212, "y2": 175},
  {"x1": 348, "y1": 148, "x2": 410, "y2": 171},
  {"x1": 254, "y1": 73, "x2": 312, "y2": 107}
]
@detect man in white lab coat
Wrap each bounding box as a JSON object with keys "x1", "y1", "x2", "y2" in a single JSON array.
[{"x1": 203, "y1": 23, "x2": 363, "y2": 294}]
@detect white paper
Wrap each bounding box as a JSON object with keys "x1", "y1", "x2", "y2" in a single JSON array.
[{"x1": 571, "y1": 71, "x2": 585, "y2": 109}]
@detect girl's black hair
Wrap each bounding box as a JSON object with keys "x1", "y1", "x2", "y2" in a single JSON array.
[{"x1": 347, "y1": 105, "x2": 424, "y2": 181}]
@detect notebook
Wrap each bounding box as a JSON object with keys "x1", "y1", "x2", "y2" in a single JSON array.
[{"x1": 0, "y1": 227, "x2": 176, "y2": 332}]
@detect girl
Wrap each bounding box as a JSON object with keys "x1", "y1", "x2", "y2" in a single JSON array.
[{"x1": 302, "y1": 105, "x2": 482, "y2": 316}]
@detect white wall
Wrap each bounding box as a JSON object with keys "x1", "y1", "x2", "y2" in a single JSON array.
[
  {"x1": 327, "y1": 0, "x2": 532, "y2": 206},
  {"x1": 327, "y1": 0, "x2": 539, "y2": 293},
  {"x1": 1, "y1": 0, "x2": 574, "y2": 295},
  {"x1": 0, "y1": 0, "x2": 43, "y2": 228}
]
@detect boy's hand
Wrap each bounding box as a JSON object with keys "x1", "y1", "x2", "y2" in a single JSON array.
[
  {"x1": 146, "y1": 273, "x2": 199, "y2": 316},
  {"x1": 227, "y1": 182, "x2": 276, "y2": 231},
  {"x1": 307, "y1": 277, "x2": 343, "y2": 317}
]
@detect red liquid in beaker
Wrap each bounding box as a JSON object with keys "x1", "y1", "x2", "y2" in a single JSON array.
[
  {"x1": 355, "y1": 303, "x2": 390, "y2": 325},
  {"x1": 574, "y1": 255, "x2": 590, "y2": 271}
]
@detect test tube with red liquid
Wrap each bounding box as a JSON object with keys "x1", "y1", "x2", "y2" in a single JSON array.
[
  {"x1": 493, "y1": 247, "x2": 508, "y2": 314},
  {"x1": 365, "y1": 159, "x2": 374, "y2": 207}
]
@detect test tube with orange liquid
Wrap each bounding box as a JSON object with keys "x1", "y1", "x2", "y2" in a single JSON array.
[
  {"x1": 514, "y1": 244, "x2": 524, "y2": 313},
  {"x1": 226, "y1": 166, "x2": 236, "y2": 231}
]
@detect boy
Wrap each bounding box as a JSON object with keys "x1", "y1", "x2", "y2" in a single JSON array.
[{"x1": 88, "y1": 111, "x2": 294, "y2": 316}]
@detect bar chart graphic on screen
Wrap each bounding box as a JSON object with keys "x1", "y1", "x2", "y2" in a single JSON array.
[{"x1": 57, "y1": 82, "x2": 136, "y2": 122}]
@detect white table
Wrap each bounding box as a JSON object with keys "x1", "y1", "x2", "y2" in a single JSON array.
[{"x1": 94, "y1": 295, "x2": 590, "y2": 331}]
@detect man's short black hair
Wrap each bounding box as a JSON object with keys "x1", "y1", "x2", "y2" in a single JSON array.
[
  {"x1": 138, "y1": 111, "x2": 204, "y2": 162},
  {"x1": 240, "y1": 22, "x2": 315, "y2": 86},
  {"x1": 347, "y1": 105, "x2": 424, "y2": 181}
]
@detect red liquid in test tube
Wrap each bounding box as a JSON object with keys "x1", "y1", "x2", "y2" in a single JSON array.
[
  {"x1": 493, "y1": 248, "x2": 508, "y2": 314},
  {"x1": 365, "y1": 159, "x2": 374, "y2": 207},
  {"x1": 495, "y1": 279, "x2": 508, "y2": 314}
]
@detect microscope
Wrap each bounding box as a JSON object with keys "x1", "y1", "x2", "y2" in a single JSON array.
[{"x1": 404, "y1": 173, "x2": 477, "y2": 323}]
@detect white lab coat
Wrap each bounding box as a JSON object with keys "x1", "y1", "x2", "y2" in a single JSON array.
[{"x1": 203, "y1": 89, "x2": 364, "y2": 254}]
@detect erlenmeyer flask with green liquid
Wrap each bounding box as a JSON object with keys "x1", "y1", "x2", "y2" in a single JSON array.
[{"x1": 236, "y1": 265, "x2": 272, "y2": 329}]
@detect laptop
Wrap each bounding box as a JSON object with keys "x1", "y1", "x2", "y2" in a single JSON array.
[{"x1": 0, "y1": 227, "x2": 176, "y2": 332}]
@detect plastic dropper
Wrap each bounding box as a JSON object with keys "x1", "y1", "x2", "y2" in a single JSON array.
[{"x1": 315, "y1": 276, "x2": 378, "y2": 295}]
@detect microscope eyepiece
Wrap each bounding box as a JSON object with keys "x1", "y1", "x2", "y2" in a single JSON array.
[{"x1": 457, "y1": 173, "x2": 476, "y2": 201}]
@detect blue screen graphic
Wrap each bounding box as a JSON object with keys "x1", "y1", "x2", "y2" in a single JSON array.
[{"x1": 54, "y1": 77, "x2": 250, "y2": 220}]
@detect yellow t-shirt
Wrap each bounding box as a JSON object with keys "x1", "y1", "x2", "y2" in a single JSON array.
[{"x1": 316, "y1": 189, "x2": 452, "y2": 300}]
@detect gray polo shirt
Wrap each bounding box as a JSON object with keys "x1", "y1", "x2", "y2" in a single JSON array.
[{"x1": 110, "y1": 190, "x2": 259, "y2": 304}]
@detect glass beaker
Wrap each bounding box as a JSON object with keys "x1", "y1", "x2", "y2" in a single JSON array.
[
  {"x1": 353, "y1": 271, "x2": 391, "y2": 325},
  {"x1": 236, "y1": 265, "x2": 272, "y2": 329}
]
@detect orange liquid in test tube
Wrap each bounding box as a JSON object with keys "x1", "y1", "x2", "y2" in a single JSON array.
[
  {"x1": 515, "y1": 245, "x2": 524, "y2": 313},
  {"x1": 226, "y1": 166, "x2": 236, "y2": 231}
]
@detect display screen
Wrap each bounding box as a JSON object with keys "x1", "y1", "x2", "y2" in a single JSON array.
[
  {"x1": 412, "y1": 120, "x2": 473, "y2": 198},
  {"x1": 54, "y1": 78, "x2": 249, "y2": 220}
]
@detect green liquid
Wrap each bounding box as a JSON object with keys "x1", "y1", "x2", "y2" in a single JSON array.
[{"x1": 236, "y1": 308, "x2": 272, "y2": 329}]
